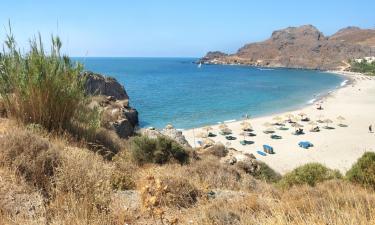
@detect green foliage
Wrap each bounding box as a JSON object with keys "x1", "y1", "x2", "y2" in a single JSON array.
[
  {"x1": 253, "y1": 161, "x2": 282, "y2": 183},
  {"x1": 346, "y1": 152, "x2": 375, "y2": 189},
  {"x1": 130, "y1": 135, "x2": 189, "y2": 165},
  {"x1": 0, "y1": 26, "x2": 98, "y2": 133},
  {"x1": 279, "y1": 163, "x2": 342, "y2": 188},
  {"x1": 349, "y1": 59, "x2": 375, "y2": 75}
]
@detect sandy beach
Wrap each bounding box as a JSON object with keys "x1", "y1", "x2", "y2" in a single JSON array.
[{"x1": 183, "y1": 71, "x2": 375, "y2": 174}]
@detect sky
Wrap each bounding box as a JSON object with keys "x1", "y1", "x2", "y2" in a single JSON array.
[{"x1": 1, "y1": 0, "x2": 375, "y2": 57}]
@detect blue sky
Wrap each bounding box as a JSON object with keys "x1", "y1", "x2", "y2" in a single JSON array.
[{"x1": 1, "y1": 0, "x2": 374, "y2": 57}]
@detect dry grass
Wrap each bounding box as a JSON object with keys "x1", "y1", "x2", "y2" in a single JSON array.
[{"x1": 1, "y1": 118, "x2": 375, "y2": 225}]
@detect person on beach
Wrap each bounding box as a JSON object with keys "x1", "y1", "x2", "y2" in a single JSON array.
[{"x1": 370, "y1": 125, "x2": 373, "y2": 133}]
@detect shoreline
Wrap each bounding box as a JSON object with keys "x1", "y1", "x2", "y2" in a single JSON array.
[
  {"x1": 182, "y1": 70, "x2": 375, "y2": 174},
  {"x1": 178, "y1": 70, "x2": 351, "y2": 131}
]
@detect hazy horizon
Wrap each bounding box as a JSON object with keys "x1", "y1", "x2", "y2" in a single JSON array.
[{"x1": 1, "y1": 0, "x2": 375, "y2": 57}]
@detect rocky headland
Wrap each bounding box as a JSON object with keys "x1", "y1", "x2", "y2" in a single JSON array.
[
  {"x1": 82, "y1": 71, "x2": 139, "y2": 138},
  {"x1": 199, "y1": 25, "x2": 375, "y2": 70}
]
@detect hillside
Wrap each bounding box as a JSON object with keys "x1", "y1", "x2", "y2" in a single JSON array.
[{"x1": 200, "y1": 25, "x2": 375, "y2": 70}]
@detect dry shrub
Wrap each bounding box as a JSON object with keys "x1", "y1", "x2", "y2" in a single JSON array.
[
  {"x1": 185, "y1": 156, "x2": 257, "y2": 191},
  {"x1": 0, "y1": 128, "x2": 61, "y2": 195},
  {"x1": 0, "y1": 168, "x2": 46, "y2": 224},
  {"x1": 52, "y1": 147, "x2": 114, "y2": 211},
  {"x1": 189, "y1": 180, "x2": 375, "y2": 225}
]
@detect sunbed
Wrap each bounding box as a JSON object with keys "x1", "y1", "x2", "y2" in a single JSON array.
[
  {"x1": 270, "y1": 134, "x2": 282, "y2": 139},
  {"x1": 263, "y1": 145, "x2": 274, "y2": 154},
  {"x1": 298, "y1": 141, "x2": 314, "y2": 149},
  {"x1": 257, "y1": 150, "x2": 267, "y2": 156}
]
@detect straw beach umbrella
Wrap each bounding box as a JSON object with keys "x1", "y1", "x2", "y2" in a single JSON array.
[
  {"x1": 204, "y1": 138, "x2": 215, "y2": 146},
  {"x1": 298, "y1": 112, "x2": 307, "y2": 119},
  {"x1": 165, "y1": 124, "x2": 174, "y2": 129},
  {"x1": 291, "y1": 123, "x2": 304, "y2": 131},
  {"x1": 337, "y1": 116, "x2": 346, "y2": 126},
  {"x1": 242, "y1": 123, "x2": 253, "y2": 131},
  {"x1": 263, "y1": 122, "x2": 272, "y2": 127},
  {"x1": 323, "y1": 119, "x2": 333, "y2": 128},
  {"x1": 219, "y1": 124, "x2": 228, "y2": 130},
  {"x1": 196, "y1": 132, "x2": 207, "y2": 139}
]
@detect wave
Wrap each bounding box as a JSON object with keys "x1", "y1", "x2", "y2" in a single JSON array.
[
  {"x1": 257, "y1": 68, "x2": 275, "y2": 71},
  {"x1": 307, "y1": 98, "x2": 316, "y2": 104},
  {"x1": 340, "y1": 80, "x2": 349, "y2": 87}
]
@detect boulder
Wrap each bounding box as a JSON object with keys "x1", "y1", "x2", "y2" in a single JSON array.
[
  {"x1": 140, "y1": 127, "x2": 191, "y2": 148},
  {"x1": 204, "y1": 143, "x2": 228, "y2": 158},
  {"x1": 161, "y1": 127, "x2": 191, "y2": 148},
  {"x1": 82, "y1": 71, "x2": 129, "y2": 100},
  {"x1": 83, "y1": 72, "x2": 139, "y2": 138}
]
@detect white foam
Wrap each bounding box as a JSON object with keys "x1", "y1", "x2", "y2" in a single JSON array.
[
  {"x1": 307, "y1": 98, "x2": 316, "y2": 104},
  {"x1": 224, "y1": 119, "x2": 236, "y2": 123},
  {"x1": 340, "y1": 79, "x2": 349, "y2": 87}
]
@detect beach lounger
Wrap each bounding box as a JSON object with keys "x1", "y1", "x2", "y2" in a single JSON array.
[
  {"x1": 247, "y1": 132, "x2": 257, "y2": 137},
  {"x1": 208, "y1": 132, "x2": 217, "y2": 137},
  {"x1": 257, "y1": 150, "x2": 267, "y2": 156},
  {"x1": 220, "y1": 131, "x2": 232, "y2": 135},
  {"x1": 293, "y1": 129, "x2": 305, "y2": 135},
  {"x1": 270, "y1": 134, "x2": 282, "y2": 139},
  {"x1": 263, "y1": 145, "x2": 274, "y2": 154},
  {"x1": 298, "y1": 141, "x2": 314, "y2": 149},
  {"x1": 240, "y1": 140, "x2": 254, "y2": 145},
  {"x1": 263, "y1": 130, "x2": 275, "y2": 134},
  {"x1": 309, "y1": 127, "x2": 320, "y2": 132},
  {"x1": 301, "y1": 117, "x2": 310, "y2": 122},
  {"x1": 278, "y1": 127, "x2": 289, "y2": 131},
  {"x1": 225, "y1": 136, "x2": 237, "y2": 140}
]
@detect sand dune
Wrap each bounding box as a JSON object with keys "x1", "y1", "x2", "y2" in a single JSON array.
[{"x1": 183, "y1": 71, "x2": 375, "y2": 174}]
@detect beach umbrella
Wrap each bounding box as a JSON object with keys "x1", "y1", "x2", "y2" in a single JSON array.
[
  {"x1": 196, "y1": 132, "x2": 208, "y2": 139},
  {"x1": 263, "y1": 122, "x2": 273, "y2": 127},
  {"x1": 221, "y1": 128, "x2": 232, "y2": 133},
  {"x1": 204, "y1": 138, "x2": 215, "y2": 145},
  {"x1": 337, "y1": 116, "x2": 346, "y2": 126},
  {"x1": 240, "y1": 121, "x2": 251, "y2": 126},
  {"x1": 242, "y1": 123, "x2": 253, "y2": 131},
  {"x1": 298, "y1": 112, "x2": 307, "y2": 118},
  {"x1": 285, "y1": 114, "x2": 294, "y2": 120},
  {"x1": 323, "y1": 119, "x2": 333, "y2": 127},
  {"x1": 316, "y1": 114, "x2": 325, "y2": 123},
  {"x1": 202, "y1": 126, "x2": 213, "y2": 133},
  {"x1": 165, "y1": 124, "x2": 174, "y2": 129},
  {"x1": 291, "y1": 123, "x2": 304, "y2": 130},
  {"x1": 219, "y1": 124, "x2": 228, "y2": 129},
  {"x1": 264, "y1": 127, "x2": 275, "y2": 133},
  {"x1": 308, "y1": 121, "x2": 317, "y2": 126},
  {"x1": 239, "y1": 131, "x2": 246, "y2": 140}
]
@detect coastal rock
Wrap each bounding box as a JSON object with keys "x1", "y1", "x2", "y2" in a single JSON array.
[
  {"x1": 83, "y1": 72, "x2": 139, "y2": 138},
  {"x1": 203, "y1": 143, "x2": 228, "y2": 158},
  {"x1": 140, "y1": 127, "x2": 191, "y2": 148},
  {"x1": 200, "y1": 25, "x2": 375, "y2": 70},
  {"x1": 82, "y1": 71, "x2": 129, "y2": 100}
]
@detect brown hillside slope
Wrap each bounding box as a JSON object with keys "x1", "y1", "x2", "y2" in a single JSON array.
[{"x1": 200, "y1": 25, "x2": 375, "y2": 70}]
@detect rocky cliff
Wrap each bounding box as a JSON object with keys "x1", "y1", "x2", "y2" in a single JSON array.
[
  {"x1": 200, "y1": 25, "x2": 375, "y2": 70},
  {"x1": 82, "y1": 71, "x2": 138, "y2": 138}
]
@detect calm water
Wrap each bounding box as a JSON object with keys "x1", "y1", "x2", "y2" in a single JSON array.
[{"x1": 75, "y1": 57, "x2": 344, "y2": 129}]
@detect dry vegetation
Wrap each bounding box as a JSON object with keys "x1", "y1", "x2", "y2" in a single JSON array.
[
  {"x1": 1, "y1": 118, "x2": 375, "y2": 225},
  {"x1": 1, "y1": 32, "x2": 375, "y2": 225}
]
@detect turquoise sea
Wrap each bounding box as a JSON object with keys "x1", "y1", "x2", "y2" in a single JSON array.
[{"x1": 75, "y1": 57, "x2": 345, "y2": 129}]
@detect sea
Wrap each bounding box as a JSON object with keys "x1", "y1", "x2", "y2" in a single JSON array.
[{"x1": 74, "y1": 57, "x2": 345, "y2": 129}]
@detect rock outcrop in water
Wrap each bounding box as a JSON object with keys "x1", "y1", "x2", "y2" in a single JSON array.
[
  {"x1": 199, "y1": 25, "x2": 375, "y2": 70},
  {"x1": 83, "y1": 71, "x2": 138, "y2": 138}
]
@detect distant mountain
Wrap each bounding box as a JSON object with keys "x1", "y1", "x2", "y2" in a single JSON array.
[{"x1": 199, "y1": 25, "x2": 375, "y2": 70}]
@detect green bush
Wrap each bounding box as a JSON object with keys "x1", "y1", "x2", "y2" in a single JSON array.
[
  {"x1": 346, "y1": 152, "x2": 375, "y2": 189},
  {"x1": 349, "y1": 59, "x2": 375, "y2": 75},
  {"x1": 130, "y1": 135, "x2": 189, "y2": 165},
  {"x1": 253, "y1": 161, "x2": 281, "y2": 183},
  {"x1": 279, "y1": 163, "x2": 342, "y2": 188},
  {"x1": 0, "y1": 27, "x2": 98, "y2": 133}
]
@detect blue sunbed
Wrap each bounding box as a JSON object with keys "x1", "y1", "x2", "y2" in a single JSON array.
[
  {"x1": 298, "y1": 141, "x2": 314, "y2": 149},
  {"x1": 257, "y1": 150, "x2": 267, "y2": 156},
  {"x1": 263, "y1": 145, "x2": 274, "y2": 154}
]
